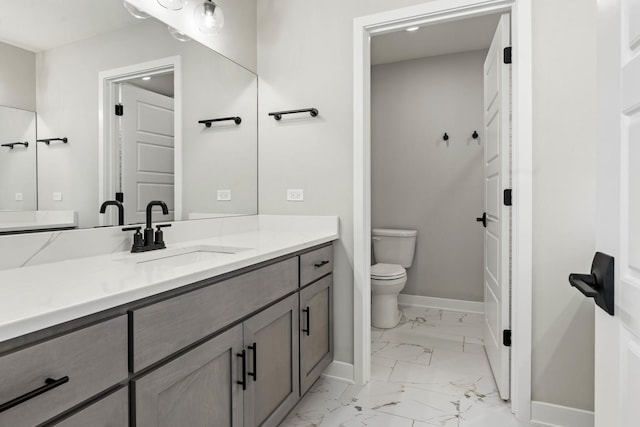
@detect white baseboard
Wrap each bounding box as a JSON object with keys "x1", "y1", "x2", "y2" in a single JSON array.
[
  {"x1": 530, "y1": 401, "x2": 594, "y2": 427},
  {"x1": 321, "y1": 361, "x2": 355, "y2": 384},
  {"x1": 398, "y1": 294, "x2": 484, "y2": 314}
]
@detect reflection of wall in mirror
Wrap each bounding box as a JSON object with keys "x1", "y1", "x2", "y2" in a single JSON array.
[
  {"x1": 35, "y1": 18, "x2": 258, "y2": 229},
  {"x1": 0, "y1": 41, "x2": 37, "y2": 213},
  {"x1": 0, "y1": 107, "x2": 37, "y2": 212},
  {"x1": 0, "y1": 41, "x2": 35, "y2": 111}
]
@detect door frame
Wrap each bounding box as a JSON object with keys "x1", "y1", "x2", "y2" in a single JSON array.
[
  {"x1": 352, "y1": 0, "x2": 533, "y2": 421},
  {"x1": 97, "y1": 56, "x2": 182, "y2": 226}
]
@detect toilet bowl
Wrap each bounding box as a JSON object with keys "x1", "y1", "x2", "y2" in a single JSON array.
[{"x1": 371, "y1": 263, "x2": 407, "y2": 328}]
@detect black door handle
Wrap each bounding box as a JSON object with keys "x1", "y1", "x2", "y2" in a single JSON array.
[
  {"x1": 0, "y1": 376, "x2": 69, "y2": 413},
  {"x1": 476, "y1": 212, "x2": 487, "y2": 228},
  {"x1": 568, "y1": 252, "x2": 614, "y2": 315}
]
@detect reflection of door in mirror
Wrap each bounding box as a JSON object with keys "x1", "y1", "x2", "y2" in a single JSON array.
[
  {"x1": 117, "y1": 80, "x2": 175, "y2": 225},
  {"x1": 0, "y1": 106, "x2": 36, "y2": 212}
]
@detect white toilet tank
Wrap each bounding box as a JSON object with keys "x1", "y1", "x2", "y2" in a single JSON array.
[{"x1": 372, "y1": 228, "x2": 417, "y2": 268}]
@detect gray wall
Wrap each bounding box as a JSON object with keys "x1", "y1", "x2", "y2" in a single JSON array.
[
  {"x1": 531, "y1": 0, "x2": 597, "y2": 411},
  {"x1": 371, "y1": 50, "x2": 485, "y2": 302},
  {"x1": 0, "y1": 41, "x2": 35, "y2": 111},
  {"x1": 35, "y1": 19, "x2": 257, "y2": 228},
  {"x1": 257, "y1": 0, "x2": 597, "y2": 413}
]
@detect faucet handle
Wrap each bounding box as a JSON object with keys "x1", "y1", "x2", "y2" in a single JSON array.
[
  {"x1": 154, "y1": 223, "x2": 172, "y2": 246},
  {"x1": 123, "y1": 226, "x2": 144, "y2": 252}
]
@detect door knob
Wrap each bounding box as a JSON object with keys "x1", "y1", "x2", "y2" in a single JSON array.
[
  {"x1": 568, "y1": 252, "x2": 614, "y2": 315},
  {"x1": 476, "y1": 212, "x2": 487, "y2": 228}
]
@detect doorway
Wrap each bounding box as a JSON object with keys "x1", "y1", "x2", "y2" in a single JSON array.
[
  {"x1": 98, "y1": 56, "x2": 182, "y2": 226},
  {"x1": 353, "y1": 0, "x2": 533, "y2": 421}
]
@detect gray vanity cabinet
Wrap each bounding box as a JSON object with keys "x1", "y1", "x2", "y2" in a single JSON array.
[
  {"x1": 243, "y1": 294, "x2": 300, "y2": 427},
  {"x1": 51, "y1": 387, "x2": 128, "y2": 427},
  {"x1": 133, "y1": 325, "x2": 244, "y2": 427},
  {"x1": 299, "y1": 274, "x2": 333, "y2": 395}
]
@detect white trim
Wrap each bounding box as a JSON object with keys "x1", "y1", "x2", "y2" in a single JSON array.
[
  {"x1": 530, "y1": 401, "x2": 594, "y2": 427},
  {"x1": 353, "y1": 0, "x2": 533, "y2": 422},
  {"x1": 398, "y1": 294, "x2": 485, "y2": 314},
  {"x1": 321, "y1": 361, "x2": 355, "y2": 384},
  {"x1": 97, "y1": 56, "x2": 183, "y2": 225}
]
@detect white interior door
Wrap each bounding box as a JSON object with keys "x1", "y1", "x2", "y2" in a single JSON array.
[
  {"x1": 482, "y1": 13, "x2": 511, "y2": 401},
  {"x1": 119, "y1": 83, "x2": 175, "y2": 225},
  {"x1": 595, "y1": 0, "x2": 640, "y2": 425}
]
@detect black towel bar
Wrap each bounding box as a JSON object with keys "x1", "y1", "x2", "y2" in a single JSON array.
[
  {"x1": 37, "y1": 138, "x2": 68, "y2": 145},
  {"x1": 269, "y1": 108, "x2": 318, "y2": 121}
]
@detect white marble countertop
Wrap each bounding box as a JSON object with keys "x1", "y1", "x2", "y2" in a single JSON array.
[{"x1": 0, "y1": 218, "x2": 338, "y2": 343}]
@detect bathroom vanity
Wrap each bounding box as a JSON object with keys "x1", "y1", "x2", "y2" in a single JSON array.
[{"x1": 0, "y1": 219, "x2": 336, "y2": 427}]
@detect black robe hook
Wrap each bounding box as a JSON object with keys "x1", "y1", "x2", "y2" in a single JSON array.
[
  {"x1": 472, "y1": 130, "x2": 479, "y2": 139},
  {"x1": 443, "y1": 132, "x2": 449, "y2": 141}
]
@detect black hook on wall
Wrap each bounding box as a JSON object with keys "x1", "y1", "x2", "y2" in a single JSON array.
[
  {"x1": 443, "y1": 133, "x2": 449, "y2": 141},
  {"x1": 472, "y1": 131, "x2": 479, "y2": 139}
]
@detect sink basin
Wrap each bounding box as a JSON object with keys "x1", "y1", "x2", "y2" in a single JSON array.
[{"x1": 116, "y1": 245, "x2": 251, "y2": 267}]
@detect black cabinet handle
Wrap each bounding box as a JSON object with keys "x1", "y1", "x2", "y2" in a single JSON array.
[
  {"x1": 248, "y1": 343, "x2": 257, "y2": 381},
  {"x1": 302, "y1": 307, "x2": 311, "y2": 336},
  {"x1": 236, "y1": 350, "x2": 247, "y2": 390},
  {"x1": 0, "y1": 376, "x2": 69, "y2": 413},
  {"x1": 476, "y1": 212, "x2": 487, "y2": 228},
  {"x1": 314, "y1": 260, "x2": 330, "y2": 269}
]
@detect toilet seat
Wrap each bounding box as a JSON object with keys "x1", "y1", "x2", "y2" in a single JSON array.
[{"x1": 371, "y1": 263, "x2": 406, "y2": 280}]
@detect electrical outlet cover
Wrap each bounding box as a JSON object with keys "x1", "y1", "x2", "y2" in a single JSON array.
[
  {"x1": 217, "y1": 189, "x2": 232, "y2": 201},
  {"x1": 14, "y1": 193, "x2": 23, "y2": 201},
  {"x1": 287, "y1": 189, "x2": 304, "y2": 202},
  {"x1": 53, "y1": 192, "x2": 63, "y2": 201}
]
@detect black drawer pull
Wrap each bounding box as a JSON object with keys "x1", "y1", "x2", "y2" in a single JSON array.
[
  {"x1": 237, "y1": 350, "x2": 247, "y2": 390},
  {"x1": 0, "y1": 376, "x2": 69, "y2": 413},
  {"x1": 248, "y1": 343, "x2": 257, "y2": 381},
  {"x1": 314, "y1": 260, "x2": 330, "y2": 269},
  {"x1": 302, "y1": 307, "x2": 311, "y2": 336}
]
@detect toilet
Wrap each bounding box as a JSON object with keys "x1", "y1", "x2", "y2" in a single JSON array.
[{"x1": 371, "y1": 228, "x2": 417, "y2": 329}]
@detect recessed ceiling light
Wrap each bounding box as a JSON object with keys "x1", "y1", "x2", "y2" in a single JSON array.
[
  {"x1": 142, "y1": 76, "x2": 151, "y2": 81},
  {"x1": 406, "y1": 26, "x2": 420, "y2": 32}
]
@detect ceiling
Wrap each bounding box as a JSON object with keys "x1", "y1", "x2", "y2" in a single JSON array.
[
  {"x1": 128, "y1": 72, "x2": 175, "y2": 98},
  {"x1": 371, "y1": 13, "x2": 502, "y2": 66},
  {"x1": 0, "y1": 0, "x2": 139, "y2": 52}
]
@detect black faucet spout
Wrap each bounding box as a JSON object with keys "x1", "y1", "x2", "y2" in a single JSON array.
[
  {"x1": 146, "y1": 201, "x2": 169, "y2": 230},
  {"x1": 99, "y1": 200, "x2": 124, "y2": 226}
]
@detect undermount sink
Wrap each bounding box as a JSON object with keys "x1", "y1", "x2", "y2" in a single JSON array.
[{"x1": 116, "y1": 245, "x2": 251, "y2": 267}]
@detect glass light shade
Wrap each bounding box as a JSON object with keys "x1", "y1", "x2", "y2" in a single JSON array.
[
  {"x1": 123, "y1": 1, "x2": 150, "y2": 19},
  {"x1": 168, "y1": 26, "x2": 191, "y2": 42},
  {"x1": 193, "y1": 0, "x2": 224, "y2": 35},
  {"x1": 157, "y1": 0, "x2": 185, "y2": 11}
]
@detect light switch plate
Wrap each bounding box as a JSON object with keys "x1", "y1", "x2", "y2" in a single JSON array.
[
  {"x1": 287, "y1": 189, "x2": 304, "y2": 202},
  {"x1": 217, "y1": 189, "x2": 232, "y2": 201},
  {"x1": 14, "y1": 193, "x2": 23, "y2": 201},
  {"x1": 53, "y1": 192, "x2": 63, "y2": 201}
]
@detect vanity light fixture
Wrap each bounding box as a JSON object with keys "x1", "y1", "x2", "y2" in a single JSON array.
[
  {"x1": 194, "y1": 0, "x2": 224, "y2": 35},
  {"x1": 406, "y1": 26, "x2": 420, "y2": 32},
  {"x1": 157, "y1": 0, "x2": 185, "y2": 10},
  {"x1": 168, "y1": 26, "x2": 192, "y2": 42},
  {"x1": 123, "y1": 1, "x2": 150, "y2": 19}
]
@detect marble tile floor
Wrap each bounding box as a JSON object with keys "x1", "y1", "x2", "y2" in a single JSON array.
[{"x1": 280, "y1": 305, "x2": 533, "y2": 427}]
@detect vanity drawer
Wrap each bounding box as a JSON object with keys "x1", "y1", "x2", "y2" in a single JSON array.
[
  {"x1": 131, "y1": 257, "x2": 298, "y2": 371},
  {"x1": 299, "y1": 245, "x2": 333, "y2": 287},
  {"x1": 52, "y1": 387, "x2": 128, "y2": 427},
  {"x1": 0, "y1": 316, "x2": 128, "y2": 427}
]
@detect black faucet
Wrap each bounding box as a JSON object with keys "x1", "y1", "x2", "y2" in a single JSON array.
[
  {"x1": 99, "y1": 200, "x2": 124, "y2": 226},
  {"x1": 122, "y1": 200, "x2": 171, "y2": 253}
]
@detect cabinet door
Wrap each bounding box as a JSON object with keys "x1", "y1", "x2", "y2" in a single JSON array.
[
  {"x1": 299, "y1": 275, "x2": 333, "y2": 395},
  {"x1": 133, "y1": 325, "x2": 244, "y2": 427},
  {"x1": 243, "y1": 294, "x2": 299, "y2": 427}
]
